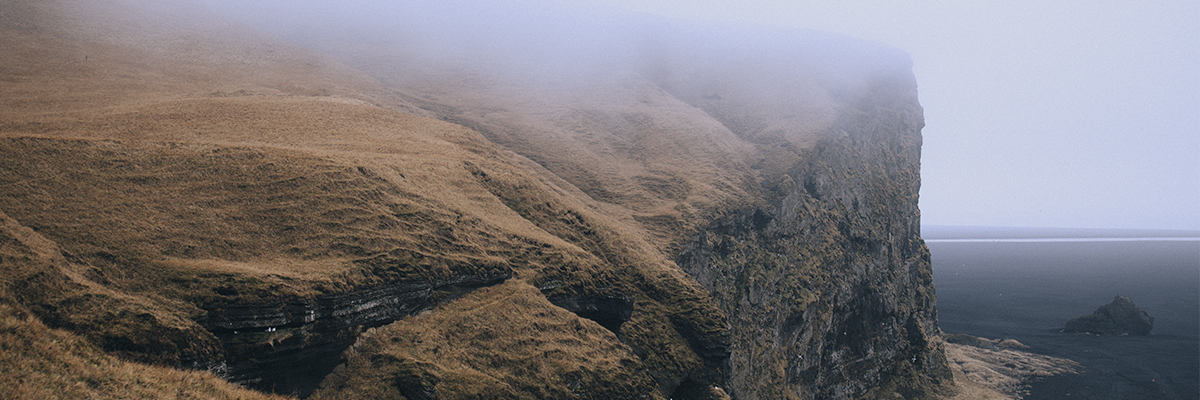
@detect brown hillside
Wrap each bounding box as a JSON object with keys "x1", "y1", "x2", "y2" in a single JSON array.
[
  {"x1": 0, "y1": 0, "x2": 428, "y2": 117},
  {"x1": 0, "y1": 0, "x2": 956, "y2": 398},
  {"x1": 0, "y1": 211, "x2": 286, "y2": 400},
  {"x1": 283, "y1": 18, "x2": 879, "y2": 257},
  {"x1": 224, "y1": 5, "x2": 952, "y2": 399},
  {"x1": 0, "y1": 0, "x2": 742, "y2": 398}
]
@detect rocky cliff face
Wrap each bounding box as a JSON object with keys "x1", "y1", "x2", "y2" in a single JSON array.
[
  {"x1": 677, "y1": 65, "x2": 953, "y2": 399},
  {"x1": 315, "y1": 19, "x2": 953, "y2": 398},
  {"x1": 0, "y1": 1, "x2": 953, "y2": 398}
]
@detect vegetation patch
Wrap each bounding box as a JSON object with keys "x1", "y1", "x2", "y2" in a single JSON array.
[
  {"x1": 311, "y1": 281, "x2": 657, "y2": 400},
  {"x1": 0, "y1": 301, "x2": 285, "y2": 400}
]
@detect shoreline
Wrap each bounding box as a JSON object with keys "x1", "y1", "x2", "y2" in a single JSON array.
[
  {"x1": 930, "y1": 234, "x2": 1198, "y2": 399},
  {"x1": 925, "y1": 237, "x2": 1200, "y2": 243}
]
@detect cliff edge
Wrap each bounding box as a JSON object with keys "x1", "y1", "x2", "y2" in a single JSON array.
[
  {"x1": 0, "y1": 0, "x2": 952, "y2": 398},
  {"x1": 674, "y1": 45, "x2": 952, "y2": 399}
]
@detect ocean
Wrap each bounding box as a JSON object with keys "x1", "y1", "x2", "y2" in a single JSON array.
[{"x1": 926, "y1": 227, "x2": 1200, "y2": 400}]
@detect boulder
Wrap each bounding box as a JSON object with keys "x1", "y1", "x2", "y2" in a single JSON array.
[{"x1": 1064, "y1": 295, "x2": 1154, "y2": 335}]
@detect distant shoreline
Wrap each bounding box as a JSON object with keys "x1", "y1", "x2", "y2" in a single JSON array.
[
  {"x1": 931, "y1": 237, "x2": 1199, "y2": 399},
  {"x1": 925, "y1": 237, "x2": 1200, "y2": 243},
  {"x1": 922, "y1": 225, "x2": 1200, "y2": 241}
]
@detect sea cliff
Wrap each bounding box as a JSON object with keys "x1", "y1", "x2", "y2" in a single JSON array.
[
  {"x1": 677, "y1": 64, "x2": 953, "y2": 398},
  {"x1": 0, "y1": 0, "x2": 951, "y2": 398}
]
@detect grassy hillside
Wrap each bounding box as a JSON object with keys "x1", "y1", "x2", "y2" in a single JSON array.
[
  {"x1": 0, "y1": 0, "x2": 427, "y2": 117},
  {"x1": 0, "y1": 302, "x2": 287, "y2": 400},
  {"x1": 0, "y1": 0, "x2": 990, "y2": 398},
  {"x1": 309, "y1": 281, "x2": 657, "y2": 399},
  {"x1": 0, "y1": 0, "x2": 745, "y2": 398},
  {"x1": 299, "y1": 28, "x2": 847, "y2": 256}
]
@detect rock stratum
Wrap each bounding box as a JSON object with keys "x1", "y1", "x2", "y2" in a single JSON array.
[{"x1": 0, "y1": 0, "x2": 952, "y2": 398}]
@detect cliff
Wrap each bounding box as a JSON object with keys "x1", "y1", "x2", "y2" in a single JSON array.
[
  {"x1": 0, "y1": 0, "x2": 951, "y2": 398},
  {"x1": 675, "y1": 66, "x2": 952, "y2": 399}
]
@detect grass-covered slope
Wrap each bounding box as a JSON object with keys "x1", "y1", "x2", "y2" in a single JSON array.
[
  {"x1": 279, "y1": 11, "x2": 952, "y2": 398},
  {"x1": 0, "y1": 206, "x2": 282, "y2": 399},
  {"x1": 0, "y1": 0, "x2": 953, "y2": 398},
  {"x1": 310, "y1": 281, "x2": 656, "y2": 399},
  {"x1": 0, "y1": 303, "x2": 286, "y2": 400},
  {"x1": 0, "y1": 0, "x2": 736, "y2": 398}
]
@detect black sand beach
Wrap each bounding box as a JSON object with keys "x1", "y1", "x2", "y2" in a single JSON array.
[{"x1": 927, "y1": 228, "x2": 1199, "y2": 399}]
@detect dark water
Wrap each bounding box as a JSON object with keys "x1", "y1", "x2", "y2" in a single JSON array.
[{"x1": 929, "y1": 234, "x2": 1200, "y2": 400}]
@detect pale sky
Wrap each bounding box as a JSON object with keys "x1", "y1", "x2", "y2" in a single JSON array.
[
  {"x1": 206, "y1": 0, "x2": 1199, "y2": 230},
  {"x1": 566, "y1": 0, "x2": 1200, "y2": 230}
]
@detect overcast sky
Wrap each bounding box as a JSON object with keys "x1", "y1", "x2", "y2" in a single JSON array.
[{"x1": 563, "y1": 0, "x2": 1200, "y2": 230}]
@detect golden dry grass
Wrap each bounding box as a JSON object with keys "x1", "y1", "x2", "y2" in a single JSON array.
[
  {"x1": 299, "y1": 26, "x2": 858, "y2": 259},
  {"x1": 0, "y1": 203, "x2": 229, "y2": 366},
  {"x1": 0, "y1": 0, "x2": 887, "y2": 398},
  {"x1": 943, "y1": 339, "x2": 1081, "y2": 400},
  {"x1": 2, "y1": 0, "x2": 689, "y2": 395},
  {"x1": 310, "y1": 281, "x2": 657, "y2": 400},
  {"x1": 374, "y1": 72, "x2": 769, "y2": 254},
  {"x1": 0, "y1": 0, "x2": 428, "y2": 117},
  {"x1": 0, "y1": 200, "x2": 281, "y2": 396},
  {"x1": 325, "y1": 58, "x2": 811, "y2": 255},
  {"x1": 0, "y1": 302, "x2": 287, "y2": 400}
]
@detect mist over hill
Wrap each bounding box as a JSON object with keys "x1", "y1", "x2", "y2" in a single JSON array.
[{"x1": 2, "y1": 0, "x2": 960, "y2": 398}]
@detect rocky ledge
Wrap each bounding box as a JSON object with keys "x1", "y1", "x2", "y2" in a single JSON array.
[{"x1": 199, "y1": 270, "x2": 511, "y2": 396}]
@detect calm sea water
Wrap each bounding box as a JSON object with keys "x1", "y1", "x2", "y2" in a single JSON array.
[{"x1": 928, "y1": 230, "x2": 1199, "y2": 400}]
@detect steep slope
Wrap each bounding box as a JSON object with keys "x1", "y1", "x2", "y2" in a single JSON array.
[
  {"x1": 264, "y1": 7, "x2": 952, "y2": 399},
  {"x1": 0, "y1": 214, "x2": 286, "y2": 400},
  {"x1": 0, "y1": 0, "x2": 733, "y2": 397},
  {"x1": 0, "y1": 0, "x2": 953, "y2": 399}
]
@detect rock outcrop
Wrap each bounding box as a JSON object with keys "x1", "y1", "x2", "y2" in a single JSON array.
[
  {"x1": 1064, "y1": 296, "x2": 1154, "y2": 336},
  {"x1": 201, "y1": 271, "x2": 510, "y2": 395},
  {"x1": 943, "y1": 335, "x2": 1079, "y2": 399},
  {"x1": 676, "y1": 61, "x2": 952, "y2": 399}
]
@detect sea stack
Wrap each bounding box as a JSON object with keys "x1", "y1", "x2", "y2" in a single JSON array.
[{"x1": 1064, "y1": 296, "x2": 1154, "y2": 336}]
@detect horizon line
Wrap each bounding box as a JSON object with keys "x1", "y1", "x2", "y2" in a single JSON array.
[
  {"x1": 924, "y1": 237, "x2": 1200, "y2": 243},
  {"x1": 922, "y1": 224, "x2": 1200, "y2": 232}
]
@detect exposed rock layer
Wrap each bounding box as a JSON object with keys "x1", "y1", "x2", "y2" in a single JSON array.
[{"x1": 200, "y1": 271, "x2": 510, "y2": 395}]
